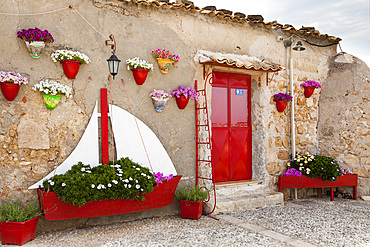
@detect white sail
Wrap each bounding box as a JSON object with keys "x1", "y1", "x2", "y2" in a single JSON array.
[
  {"x1": 28, "y1": 102, "x2": 100, "y2": 189},
  {"x1": 28, "y1": 101, "x2": 177, "y2": 190},
  {"x1": 111, "y1": 104, "x2": 177, "y2": 176}
]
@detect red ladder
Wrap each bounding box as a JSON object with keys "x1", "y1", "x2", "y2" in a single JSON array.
[{"x1": 195, "y1": 73, "x2": 217, "y2": 215}]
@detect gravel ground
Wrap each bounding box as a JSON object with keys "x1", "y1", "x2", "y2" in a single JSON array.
[
  {"x1": 2, "y1": 198, "x2": 369, "y2": 247},
  {"x1": 231, "y1": 198, "x2": 370, "y2": 247}
]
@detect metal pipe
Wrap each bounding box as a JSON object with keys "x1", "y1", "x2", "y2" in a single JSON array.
[{"x1": 290, "y1": 58, "x2": 296, "y2": 158}]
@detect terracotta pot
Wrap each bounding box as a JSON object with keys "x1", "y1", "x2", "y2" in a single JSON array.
[
  {"x1": 25, "y1": 41, "x2": 45, "y2": 59},
  {"x1": 179, "y1": 200, "x2": 203, "y2": 220},
  {"x1": 276, "y1": 100, "x2": 288, "y2": 112},
  {"x1": 152, "y1": 99, "x2": 168, "y2": 112},
  {"x1": 42, "y1": 94, "x2": 61, "y2": 110},
  {"x1": 156, "y1": 58, "x2": 172, "y2": 74},
  {"x1": 0, "y1": 83, "x2": 20, "y2": 101},
  {"x1": 61, "y1": 60, "x2": 81, "y2": 79},
  {"x1": 0, "y1": 216, "x2": 40, "y2": 246},
  {"x1": 175, "y1": 95, "x2": 189, "y2": 109},
  {"x1": 131, "y1": 69, "x2": 149, "y2": 85},
  {"x1": 304, "y1": 87, "x2": 315, "y2": 98}
]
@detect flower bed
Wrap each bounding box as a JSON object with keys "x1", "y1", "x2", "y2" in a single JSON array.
[
  {"x1": 278, "y1": 174, "x2": 358, "y2": 201},
  {"x1": 37, "y1": 175, "x2": 181, "y2": 220}
]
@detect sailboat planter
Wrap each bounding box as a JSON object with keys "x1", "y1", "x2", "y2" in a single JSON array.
[{"x1": 30, "y1": 89, "x2": 181, "y2": 220}]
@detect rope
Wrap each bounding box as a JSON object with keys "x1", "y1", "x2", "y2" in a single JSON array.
[
  {"x1": 72, "y1": 7, "x2": 110, "y2": 40},
  {"x1": 48, "y1": 77, "x2": 91, "y2": 189},
  {"x1": 0, "y1": 6, "x2": 69, "y2": 16},
  {"x1": 121, "y1": 79, "x2": 154, "y2": 173}
]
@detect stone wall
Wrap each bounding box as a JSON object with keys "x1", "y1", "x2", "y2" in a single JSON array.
[
  {"x1": 0, "y1": 0, "x2": 340, "y2": 232},
  {"x1": 318, "y1": 53, "x2": 370, "y2": 197}
]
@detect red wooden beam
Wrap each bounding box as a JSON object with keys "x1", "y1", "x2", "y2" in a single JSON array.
[{"x1": 100, "y1": 88, "x2": 109, "y2": 165}]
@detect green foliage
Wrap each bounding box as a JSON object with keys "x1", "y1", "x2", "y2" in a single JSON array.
[
  {"x1": 0, "y1": 201, "x2": 40, "y2": 222},
  {"x1": 175, "y1": 186, "x2": 208, "y2": 202},
  {"x1": 42, "y1": 157, "x2": 155, "y2": 206},
  {"x1": 287, "y1": 153, "x2": 344, "y2": 181}
]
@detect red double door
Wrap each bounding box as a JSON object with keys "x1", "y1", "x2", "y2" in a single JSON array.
[{"x1": 211, "y1": 72, "x2": 252, "y2": 183}]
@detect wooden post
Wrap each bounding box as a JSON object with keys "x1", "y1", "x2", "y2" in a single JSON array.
[{"x1": 100, "y1": 88, "x2": 109, "y2": 165}]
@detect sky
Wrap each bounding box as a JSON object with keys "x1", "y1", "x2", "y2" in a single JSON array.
[{"x1": 194, "y1": 0, "x2": 370, "y2": 67}]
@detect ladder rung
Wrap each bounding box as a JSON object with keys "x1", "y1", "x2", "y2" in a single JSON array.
[
  {"x1": 197, "y1": 159, "x2": 211, "y2": 162},
  {"x1": 197, "y1": 177, "x2": 212, "y2": 180}
]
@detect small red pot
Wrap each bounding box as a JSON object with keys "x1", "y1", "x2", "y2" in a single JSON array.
[
  {"x1": 175, "y1": 95, "x2": 189, "y2": 109},
  {"x1": 0, "y1": 83, "x2": 20, "y2": 101},
  {"x1": 0, "y1": 216, "x2": 40, "y2": 246},
  {"x1": 179, "y1": 200, "x2": 203, "y2": 220},
  {"x1": 61, "y1": 60, "x2": 81, "y2": 79},
  {"x1": 276, "y1": 100, "x2": 288, "y2": 112},
  {"x1": 304, "y1": 87, "x2": 315, "y2": 98},
  {"x1": 131, "y1": 69, "x2": 149, "y2": 85}
]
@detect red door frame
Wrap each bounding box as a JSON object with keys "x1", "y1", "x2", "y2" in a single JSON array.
[{"x1": 212, "y1": 72, "x2": 252, "y2": 183}]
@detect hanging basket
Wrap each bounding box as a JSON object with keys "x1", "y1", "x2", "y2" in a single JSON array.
[
  {"x1": 60, "y1": 60, "x2": 81, "y2": 79},
  {"x1": 42, "y1": 94, "x2": 61, "y2": 110},
  {"x1": 304, "y1": 87, "x2": 315, "y2": 98},
  {"x1": 179, "y1": 200, "x2": 203, "y2": 220},
  {"x1": 156, "y1": 58, "x2": 172, "y2": 74},
  {"x1": 152, "y1": 99, "x2": 168, "y2": 112},
  {"x1": 276, "y1": 100, "x2": 288, "y2": 112},
  {"x1": 175, "y1": 95, "x2": 189, "y2": 109},
  {"x1": 0, "y1": 83, "x2": 20, "y2": 101},
  {"x1": 131, "y1": 69, "x2": 149, "y2": 85},
  {"x1": 25, "y1": 41, "x2": 45, "y2": 59},
  {"x1": 0, "y1": 216, "x2": 40, "y2": 246}
]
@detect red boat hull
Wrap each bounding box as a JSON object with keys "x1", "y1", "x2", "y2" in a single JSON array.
[{"x1": 38, "y1": 176, "x2": 181, "y2": 221}]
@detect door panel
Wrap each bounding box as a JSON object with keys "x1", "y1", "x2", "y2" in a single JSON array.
[{"x1": 212, "y1": 72, "x2": 252, "y2": 183}]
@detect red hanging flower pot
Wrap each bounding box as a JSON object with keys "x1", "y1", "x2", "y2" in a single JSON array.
[
  {"x1": 61, "y1": 60, "x2": 81, "y2": 79},
  {"x1": 276, "y1": 100, "x2": 288, "y2": 112},
  {"x1": 0, "y1": 83, "x2": 20, "y2": 101},
  {"x1": 175, "y1": 95, "x2": 189, "y2": 109},
  {"x1": 131, "y1": 69, "x2": 149, "y2": 85},
  {"x1": 304, "y1": 87, "x2": 315, "y2": 98}
]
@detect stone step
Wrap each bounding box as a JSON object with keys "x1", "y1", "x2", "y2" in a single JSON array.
[
  {"x1": 215, "y1": 180, "x2": 270, "y2": 198},
  {"x1": 205, "y1": 192, "x2": 284, "y2": 214}
]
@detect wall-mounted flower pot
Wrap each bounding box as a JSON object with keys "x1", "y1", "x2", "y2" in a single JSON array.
[
  {"x1": 0, "y1": 216, "x2": 40, "y2": 246},
  {"x1": 179, "y1": 200, "x2": 203, "y2": 220},
  {"x1": 43, "y1": 94, "x2": 61, "y2": 110},
  {"x1": 25, "y1": 41, "x2": 45, "y2": 59},
  {"x1": 60, "y1": 60, "x2": 81, "y2": 79},
  {"x1": 304, "y1": 87, "x2": 315, "y2": 98},
  {"x1": 131, "y1": 69, "x2": 149, "y2": 85},
  {"x1": 276, "y1": 100, "x2": 288, "y2": 112},
  {"x1": 156, "y1": 58, "x2": 172, "y2": 74},
  {"x1": 0, "y1": 83, "x2": 20, "y2": 101},
  {"x1": 152, "y1": 99, "x2": 167, "y2": 112},
  {"x1": 175, "y1": 95, "x2": 189, "y2": 109}
]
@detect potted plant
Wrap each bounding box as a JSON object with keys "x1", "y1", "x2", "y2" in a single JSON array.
[
  {"x1": 126, "y1": 57, "x2": 154, "y2": 85},
  {"x1": 171, "y1": 85, "x2": 198, "y2": 109},
  {"x1": 17, "y1": 27, "x2": 54, "y2": 59},
  {"x1": 300, "y1": 80, "x2": 321, "y2": 98},
  {"x1": 175, "y1": 185, "x2": 208, "y2": 220},
  {"x1": 32, "y1": 79, "x2": 72, "y2": 110},
  {"x1": 38, "y1": 157, "x2": 181, "y2": 220},
  {"x1": 279, "y1": 152, "x2": 357, "y2": 201},
  {"x1": 149, "y1": 89, "x2": 171, "y2": 112},
  {"x1": 273, "y1": 92, "x2": 293, "y2": 112},
  {"x1": 151, "y1": 49, "x2": 179, "y2": 74},
  {"x1": 0, "y1": 71, "x2": 28, "y2": 101},
  {"x1": 0, "y1": 200, "x2": 41, "y2": 246},
  {"x1": 51, "y1": 49, "x2": 91, "y2": 79}
]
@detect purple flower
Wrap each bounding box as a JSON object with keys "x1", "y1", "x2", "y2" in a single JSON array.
[
  {"x1": 300, "y1": 80, "x2": 321, "y2": 88},
  {"x1": 17, "y1": 27, "x2": 54, "y2": 44},
  {"x1": 273, "y1": 93, "x2": 293, "y2": 102}
]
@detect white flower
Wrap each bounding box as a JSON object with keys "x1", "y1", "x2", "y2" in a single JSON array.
[
  {"x1": 81, "y1": 168, "x2": 85, "y2": 171},
  {"x1": 50, "y1": 49, "x2": 91, "y2": 64},
  {"x1": 102, "y1": 185, "x2": 106, "y2": 189},
  {"x1": 117, "y1": 174, "x2": 122, "y2": 177},
  {"x1": 128, "y1": 184, "x2": 132, "y2": 188},
  {"x1": 140, "y1": 188, "x2": 144, "y2": 192},
  {"x1": 50, "y1": 181, "x2": 55, "y2": 186},
  {"x1": 147, "y1": 176, "x2": 151, "y2": 179},
  {"x1": 126, "y1": 57, "x2": 154, "y2": 70},
  {"x1": 124, "y1": 184, "x2": 128, "y2": 188},
  {"x1": 108, "y1": 183, "x2": 112, "y2": 187},
  {"x1": 91, "y1": 184, "x2": 95, "y2": 188},
  {"x1": 129, "y1": 177, "x2": 133, "y2": 181},
  {"x1": 112, "y1": 180, "x2": 118, "y2": 184},
  {"x1": 97, "y1": 184, "x2": 102, "y2": 189},
  {"x1": 304, "y1": 161, "x2": 308, "y2": 163},
  {"x1": 125, "y1": 179, "x2": 129, "y2": 183},
  {"x1": 136, "y1": 168, "x2": 140, "y2": 171},
  {"x1": 62, "y1": 183, "x2": 66, "y2": 187},
  {"x1": 135, "y1": 180, "x2": 138, "y2": 183},
  {"x1": 135, "y1": 184, "x2": 140, "y2": 189},
  {"x1": 86, "y1": 170, "x2": 91, "y2": 173},
  {"x1": 32, "y1": 79, "x2": 72, "y2": 98}
]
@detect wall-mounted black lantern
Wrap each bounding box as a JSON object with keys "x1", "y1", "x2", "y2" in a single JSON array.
[{"x1": 105, "y1": 34, "x2": 121, "y2": 79}]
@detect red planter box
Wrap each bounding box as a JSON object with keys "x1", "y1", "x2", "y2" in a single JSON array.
[
  {"x1": 179, "y1": 200, "x2": 203, "y2": 220},
  {"x1": 278, "y1": 174, "x2": 358, "y2": 201},
  {"x1": 0, "y1": 216, "x2": 40, "y2": 246},
  {"x1": 38, "y1": 176, "x2": 181, "y2": 221}
]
